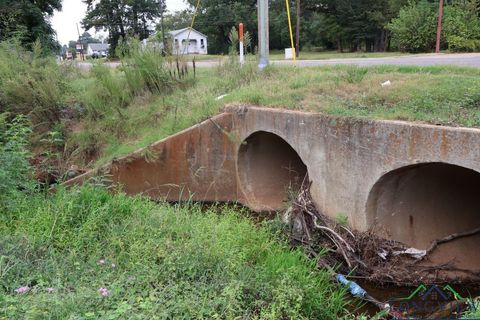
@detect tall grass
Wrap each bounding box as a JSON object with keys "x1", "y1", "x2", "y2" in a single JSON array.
[
  {"x1": 0, "y1": 184, "x2": 349, "y2": 319},
  {"x1": 119, "y1": 39, "x2": 192, "y2": 95},
  {"x1": 79, "y1": 64, "x2": 131, "y2": 120},
  {"x1": 0, "y1": 40, "x2": 70, "y2": 131}
]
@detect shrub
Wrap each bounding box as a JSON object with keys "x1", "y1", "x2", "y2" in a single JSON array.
[
  {"x1": 443, "y1": 5, "x2": 480, "y2": 52},
  {"x1": 387, "y1": 0, "x2": 438, "y2": 53},
  {"x1": 388, "y1": 1, "x2": 480, "y2": 53}
]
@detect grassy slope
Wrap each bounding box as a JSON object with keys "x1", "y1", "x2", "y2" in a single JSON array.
[
  {"x1": 0, "y1": 186, "x2": 349, "y2": 319},
  {"x1": 70, "y1": 62, "x2": 480, "y2": 168}
]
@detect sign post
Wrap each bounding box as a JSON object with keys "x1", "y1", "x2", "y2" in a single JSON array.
[{"x1": 239, "y1": 23, "x2": 245, "y2": 65}]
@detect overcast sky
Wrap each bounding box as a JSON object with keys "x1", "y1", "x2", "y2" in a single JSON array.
[{"x1": 51, "y1": 0, "x2": 189, "y2": 46}]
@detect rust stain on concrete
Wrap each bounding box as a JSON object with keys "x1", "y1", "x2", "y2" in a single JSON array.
[{"x1": 65, "y1": 106, "x2": 480, "y2": 278}]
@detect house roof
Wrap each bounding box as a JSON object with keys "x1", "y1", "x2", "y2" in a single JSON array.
[
  {"x1": 168, "y1": 28, "x2": 208, "y2": 38},
  {"x1": 88, "y1": 43, "x2": 110, "y2": 51}
]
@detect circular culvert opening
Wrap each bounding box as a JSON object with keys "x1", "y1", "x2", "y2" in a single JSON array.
[
  {"x1": 237, "y1": 131, "x2": 307, "y2": 211},
  {"x1": 366, "y1": 162, "x2": 480, "y2": 270}
]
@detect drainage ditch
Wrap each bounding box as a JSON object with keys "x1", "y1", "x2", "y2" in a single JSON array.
[{"x1": 235, "y1": 131, "x2": 480, "y2": 318}]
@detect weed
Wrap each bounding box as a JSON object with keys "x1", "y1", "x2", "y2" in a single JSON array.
[
  {"x1": 0, "y1": 114, "x2": 34, "y2": 210},
  {"x1": 118, "y1": 39, "x2": 192, "y2": 95},
  {"x1": 343, "y1": 66, "x2": 369, "y2": 83},
  {"x1": 0, "y1": 40, "x2": 69, "y2": 131},
  {"x1": 335, "y1": 213, "x2": 349, "y2": 226},
  {"x1": 0, "y1": 184, "x2": 349, "y2": 319}
]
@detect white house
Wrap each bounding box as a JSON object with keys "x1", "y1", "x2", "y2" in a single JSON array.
[
  {"x1": 86, "y1": 43, "x2": 110, "y2": 57},
  {"x1": 169, "y1": 28, "x2": 208, "y2": 55}
]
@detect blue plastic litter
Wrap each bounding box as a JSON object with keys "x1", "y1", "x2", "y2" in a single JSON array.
[{"x1": 336, "y1": 274, "x2": 367, "y2": 298}]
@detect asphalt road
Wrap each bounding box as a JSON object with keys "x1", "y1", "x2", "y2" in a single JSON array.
[
  {"x1": 76, "y1": 53, "x2": 480, "y2": 70},
  {"x1": 273, "y1": 53, "x2": 480, "y2": 68}
]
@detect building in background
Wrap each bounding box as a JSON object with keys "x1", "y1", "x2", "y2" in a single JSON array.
[
  {"x1": 169, "y1": 28, "x2": 208, "y2": 54},
  {"x1": 86, "y1": 43, "x2": 110, "y2": 58}
]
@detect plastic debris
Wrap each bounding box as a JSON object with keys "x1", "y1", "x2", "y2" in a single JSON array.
[
  {"x1": 336, "y1": 274, "x2": 367, "y2": 298},
  {"x1": 215, "y1": 94, "x2": 229, "y2": 101},
  {"x1": 381, "y1": 80, "x2": 391, "y2": 87},
  {"x1": 393, "y1": 247, "x2": 426, "y2": 259},
  {"x1": 378, "y1": 249, "x2": 388, "y2": 260}
]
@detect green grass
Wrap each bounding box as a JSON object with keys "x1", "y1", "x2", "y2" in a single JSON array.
[
  {"x1": 268, "y1": 50, "x2": 409, "y2": 60},
  {"x1": 224, "y1": 64, "x2": 480, "y2": 128},
  {"x1": 157, "y1": 50, "x2": 407, "y2": 63},
  {"x1": 0, "y1": 185, "x2": 349, "y2": 319},
  {"x1": 69, "y1": 62, "x2": 480, "y2": 169}
]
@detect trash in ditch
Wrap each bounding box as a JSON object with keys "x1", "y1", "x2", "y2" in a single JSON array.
[
  {"x1": 285, "y1": 178, "x2": 480, "y2": 318},
  {"x1": 335, "y1": 273, "x2": 397, "y2": 316},
  {"x1": 336, "y1": 274, "x2": 367, "y2": 298},
  {"x1": 216, "y1": 94, "x2": 229, "y2": 100},
  {"x1": 392, "y1": 247, "x2": 426, "y2": 259},
  {"x1": 284, "y1": 178, "x2": 480, "y2": 286},
  {"x1": 381, "y1": 80, "x2": 391, "y2": 87}
]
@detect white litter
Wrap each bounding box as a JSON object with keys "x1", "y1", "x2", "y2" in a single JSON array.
[
  {"x1": 381, "y1": 80, "x2": 391, "y2": 87},
  {"x1": 378, "y1": 249, "x2": 388, "y2": 260},
  {"x1": 392, "y1": 247, "x2": 426, "y2": 259},
  {"x1": 216, "y1": 94, "x2": 229, "y2": 100}
]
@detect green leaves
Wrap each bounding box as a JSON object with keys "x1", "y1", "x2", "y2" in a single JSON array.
[
  {"x1": 0, "y1": 114, "x2": 34, "y2": 210},
  {"x1": 82, "y1": 0, "x2": 166, "y2": 56},
  {"x1": 0, "y1": 0, "x2": 61, "y2": 52},
  {"x1": 388, "y1": 1, "x2": 480, "y2": 53}
]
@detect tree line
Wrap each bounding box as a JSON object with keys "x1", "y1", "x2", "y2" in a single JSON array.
[
  {"x1": 0, "y1": 0, "x2": 479, "y2": 56},
  {"x1": 180, "y1": 0, "x2": 480, "y2": 54}
]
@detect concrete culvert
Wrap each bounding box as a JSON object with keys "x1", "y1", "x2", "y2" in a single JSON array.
[
  {"x1": 367, "y1": 162, "x2": 480, "y2": 271},
  {"x1": 237, "y1": 131, "x2": 307, "y2": 211}
]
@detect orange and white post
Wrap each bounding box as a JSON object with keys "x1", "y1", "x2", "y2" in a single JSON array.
[{"x1": 239, "y1": 23, "x2": 244, "y2": 65}]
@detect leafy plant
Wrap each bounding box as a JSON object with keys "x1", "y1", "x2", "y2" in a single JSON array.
[
  {"x1": 228, "y1": 26, "x2": 239, "y2": 55},
  {"x1": 443, "y1": 5, "x2": 480, "y2": 52},
  {"x1": 0, "y1": 114, "x2": 34, "y2": 210},
  {"x1": 387, "y1": 0, "x2": 438, "y2": 53}
]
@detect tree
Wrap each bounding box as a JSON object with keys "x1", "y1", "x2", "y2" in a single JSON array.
[
  {"x1": 388, "y1": 0, "x2": 438, "y2": 52},
  {"x1": 82, "y1": 0, "x2": 166, "y2": 56},
  {"x1": 80, "y1": 31, "x2": 101, "y2": 44},
  {"x1": 158, "y1": 10, "x2": 193, "y2": 34},
  {"x1": 290, "y1": 0, "x2": 410, "y2": 52},
  {"x1": 0, "y1": 0, "x2": 62, "y2": 52},
  {"x1": 185, "y1": 0, "x2": 257, "y2": 54},
  {"x1": 68, "y1": 40, "x2": 78, "y2": 58}
]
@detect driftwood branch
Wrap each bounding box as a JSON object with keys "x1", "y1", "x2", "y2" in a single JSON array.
[{"x1": 425, "y1": 226, "x2": 480, "y2": 256}]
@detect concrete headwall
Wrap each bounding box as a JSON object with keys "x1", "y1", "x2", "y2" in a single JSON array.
[
  {"x1": 65, "y1": 112, "x2": 238, "y2": 202},
  {"x1": 66, "y1": 106, "x2": 480, "y2": 270}
]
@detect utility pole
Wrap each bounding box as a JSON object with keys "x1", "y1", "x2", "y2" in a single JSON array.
[
  {"x1": 76, "y1": 23, "x2": 84, "y2": 61},
  {"x1": 160, "y1": 12, "x2": 165, "y2": 41},
  {"x1": 295, "y1": 0, "x2": 300, "y2": 58},
  {"x1": 435, "y1": 0, "x2": 444, "y2": 53},
  {"x1": 258, "y1": 0, "x2": 269, "y2": 69},
  {"x1": 160, "y1": 1, "x2": 165, "y2": 42}
]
